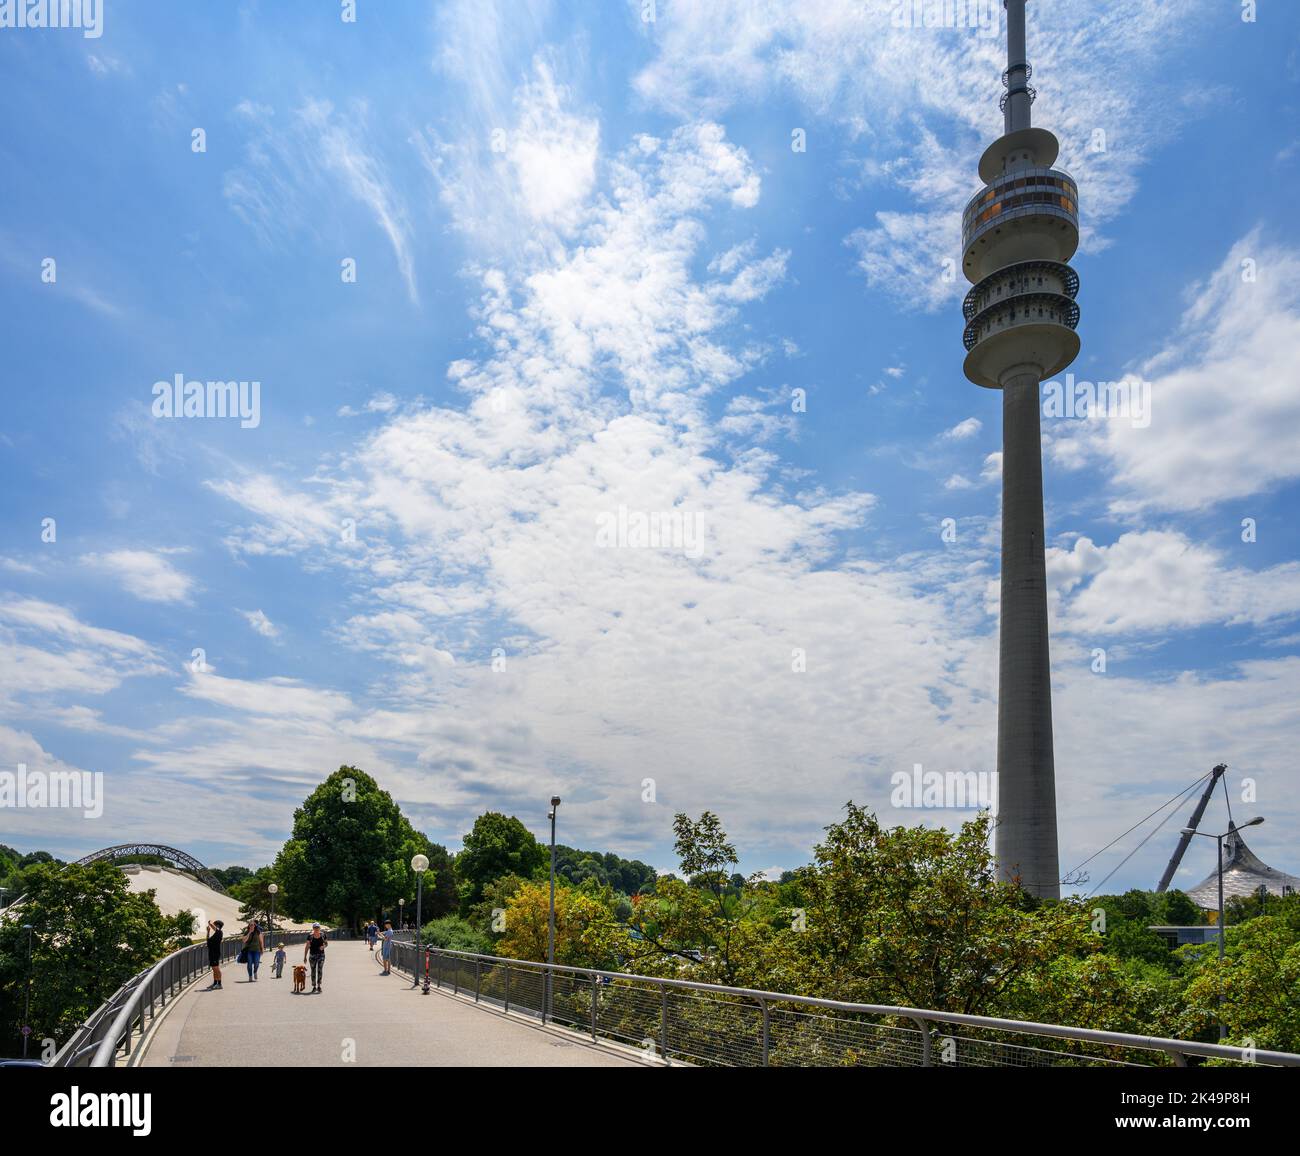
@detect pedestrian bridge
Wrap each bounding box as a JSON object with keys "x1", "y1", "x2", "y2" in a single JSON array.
[{"x1": 52, "y1": 935, "x2": 1300, "y2": 1069}]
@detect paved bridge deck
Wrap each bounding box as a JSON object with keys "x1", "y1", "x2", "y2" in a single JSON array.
[{"x1": 140, "y1": 939, "x2": 642, "y2": 1067}]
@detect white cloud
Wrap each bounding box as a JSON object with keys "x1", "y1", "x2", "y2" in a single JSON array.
[
  {"x1": 338, "y1": 391, "x2": 400, "y2": 418},
  {"x1": 1062, "y1": 232, "x2": 1300, "y2": 515},
  {"x1": 1049, "y1": 530, "x2": 1300, "y2": 637},
  {"x1": 633, "y1": 0, "x2": 1216, "y2": 310},
  {"x1": 224, "y1": 99, "x2": 419, "y2": 304},
  {"x1": 942, "y1": 417, "x2": 981, "y2": 441},
  {"x1": 240, "y1": 609, "x2": 280, "y2": 639},
  {"x1": 81, "y1": 550, "x2": 195, "y2": 604}
]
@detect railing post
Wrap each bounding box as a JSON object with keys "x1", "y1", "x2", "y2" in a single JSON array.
[
  {"x1": 591, "y1": 976, "x2": 599, "y2": 1041},
  {"x1": 912, "y1": 1017, "x2": 933, "y2": 1067},
  {"x1": 761, "y1": 999, "x2": 770, "y2": 1067},
  {"x1": 504, "y1": 964, "x2": 510, "y2": 1013},
  {"x1": 475, "y1": 959, "x2": 481, "y2": 1003},
  {"x1": 660, "y1": 986, "x2": 669, "y2": 1063}
]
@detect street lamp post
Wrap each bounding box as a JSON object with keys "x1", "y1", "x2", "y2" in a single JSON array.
[
  {"x1": 1182, "y1": 816, "x2": 1264, "y2": 1040},
  {"x1": 21, "y1": 924, "x2": 33, "y2": 1059},
  {"x1": 411, "y1": 854, "x2": 429, "y2": 990},
  {"x1": 546, "y1": 796, "x2": 560, "y2": 1023},
  {"x1": 268, "y1": 883, "x2": 278, "y2": 955},
  {"x1": 398, "y1": 897, "x2": 404, "y2": 932}
]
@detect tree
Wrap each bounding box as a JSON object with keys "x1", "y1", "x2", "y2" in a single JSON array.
[
  {"x1": 495, "y1": 879, "x2": 629, "y2": 969},
  {"x1": 1176, "y1": 912, "x2": 1300, "y2": 1052},
  {"x1": 456, "y1": 813, "x2": 545, "y2": 910},
  {"x1": 274, "y1": 766, "x2": 428, "y2": 932},
  {"x1": 624, "y1": 812, "x2": 769, "y2": 985},
  {"x1": 421, "y1": 843, "x2": 459, "y2": 918},
  {"x1": 231, "y1": 867, "x2": 289, "y2": 935},
  {"x1": 1158, "y1": 890, "x2": 1203, "y2": 926},
  {"x1": 0, "y1": 862, "x2": 187, "y2": 1053},
  {"x1": 792, "y1": 804, "x2": 1093, "y2": 1014}
]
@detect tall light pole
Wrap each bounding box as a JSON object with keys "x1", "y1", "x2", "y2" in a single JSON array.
[
  {"x1": 1183, "y1": 817, "x2": 1264, "y2": 1040},
  {"x1": 21, "y1": 924, "x2": 34, "y2": 1059},
  {"x1": 546, "y1": 796, "x2": 560, "y2": 1023},
  {"x1": 411, "y1": 854, "x2": 429, "y2": 989},
  {"x1": 268, "y1": 883, "x2": 278, "y2": 954},
  {"x1": 398, "y1": 897, "x2": 404, "y2": 932}
]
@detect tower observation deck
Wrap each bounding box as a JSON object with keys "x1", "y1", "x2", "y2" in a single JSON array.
[{"x1": 962, "y1": 0, "x2": 1079, "y2": 899}]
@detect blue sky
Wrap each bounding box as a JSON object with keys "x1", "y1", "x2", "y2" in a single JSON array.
[{"x1": 2, "y1": 0, "x2": 1299, "y2": 895}]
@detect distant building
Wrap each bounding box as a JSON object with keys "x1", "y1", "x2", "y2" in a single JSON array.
[
  {"x1": 1185, "y1": 821, "x2": 1299, "y2": 909},
  {"x1": 1148, "y1": 925, "x2": 1219, "y2": 950}
]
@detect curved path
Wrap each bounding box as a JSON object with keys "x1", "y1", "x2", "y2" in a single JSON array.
[{"x1": 141, "y1": 939, "x2": 642, "y2": 1067}]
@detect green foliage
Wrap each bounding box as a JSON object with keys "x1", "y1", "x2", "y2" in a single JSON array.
[
  {"x1": 456, "y1": 813, "x2": 546, "y2": 910},
  {"x1": 418, "y1": 915, "x2": 494, "y2": 955},
  {"x1": 553, "y1": 845, "x2": 656, "y2": 895},
  {"x1": 1160, "y1": 890, "x2": 1204, "y2": 926},
  {"x1": 209, "y1": 865, "x2": 255, "y2": 891},
  {"x1": 273, "y1": 766, "x2": 430, "y2": 931},
  {"x1": 1092, "y1": 888, "x2": 1206, "y2": 930},
  {"x1": 1176, "y1": 912, "x2": 1300, "y2": 1052},
  {"x1": 231, "y1": 867, "x2": 288, "y2": 930},
  {"x1": 625, "y1": 812, "x2": 770, "y2": 985},
  {"x1": 0, "y1": 862, "x2": 181, "y2": 1053},
  {"x1": 496, "y1": 879, "x2": 630, "y2": 969},
  {"x1": 790, "y1": 804, "x2": 1094, "y2": 1014}
]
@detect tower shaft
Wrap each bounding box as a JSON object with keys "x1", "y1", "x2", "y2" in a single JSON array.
[{"x1": 996, "y1": 369, "x2": 1058, "y2": 898}]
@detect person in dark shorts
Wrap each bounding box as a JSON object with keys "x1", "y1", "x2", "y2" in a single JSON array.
[
  {"x1": 206, "y1": 919, "x2": 224, "y2": 990},
  {"x1": 303, "y1": 923, "x2": 327, "y2": 992}
]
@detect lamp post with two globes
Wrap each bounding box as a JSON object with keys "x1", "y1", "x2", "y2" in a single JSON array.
[{"x1": 411, "y1": 853, "x2": 429, "y2": 989}]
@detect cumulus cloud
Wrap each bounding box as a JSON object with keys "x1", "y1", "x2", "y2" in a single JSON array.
[{"x1": 1061, "y1": 232, "x2": 1300, "y2": 515}]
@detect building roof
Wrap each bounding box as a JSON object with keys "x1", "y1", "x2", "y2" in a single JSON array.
[{"x1": 1185, "y1": 821, "x2": 1300, "y2": 909}]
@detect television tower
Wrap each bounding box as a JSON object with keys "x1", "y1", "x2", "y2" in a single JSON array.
[{"x1": 961, "y1": 0, "x2": 1080, "y2": 899}]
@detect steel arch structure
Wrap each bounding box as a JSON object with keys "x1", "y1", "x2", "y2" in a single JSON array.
[{"x1": 75, "y1": 844, "x2": 228, "y2": 894}]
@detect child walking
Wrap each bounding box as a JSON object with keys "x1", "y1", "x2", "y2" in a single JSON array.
[{"x1": 272, "y1": 943, "x2": 287, "y2": 979}]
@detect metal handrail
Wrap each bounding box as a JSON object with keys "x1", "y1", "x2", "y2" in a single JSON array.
[
  {"x1": 53, "y1": 927, "x2": 353, "y2": 1067},
  {"x1": 389, "y1": 943, "x2": 1300, "y2": 1069}
]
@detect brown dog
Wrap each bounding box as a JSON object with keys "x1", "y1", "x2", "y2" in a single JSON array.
[{"x1": 292, "y1": 964, "x2": 308, "y2": 993}]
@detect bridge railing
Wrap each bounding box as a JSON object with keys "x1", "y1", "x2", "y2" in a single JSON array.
[
  {"x1": 52, "y1": 928, "x2": 354, "y2": 1067},
  {"x1": 388, "y1": 942, "x2": 1300, "y2": 1069}
]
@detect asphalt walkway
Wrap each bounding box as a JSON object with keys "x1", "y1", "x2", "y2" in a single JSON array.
[{"x1": 141, "y1": 939, "x2": 641, "y2": 1067}]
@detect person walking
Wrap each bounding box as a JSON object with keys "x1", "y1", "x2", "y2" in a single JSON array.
[
  {"x1": 380, "y1": 920, "x2": 394, "y2": 975},
  {"x1": 366, "y1": 919, "x2": 378, "y2": 952},
  {"x1": 241, "y1": 919, "x2": 264, "y2": 982},
  {"x1": 304, "y1": 922, "x2": 328, "y2": 992},
  {"x1": 205, "y1": 919, "x2": 224, "y2": 990}
]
